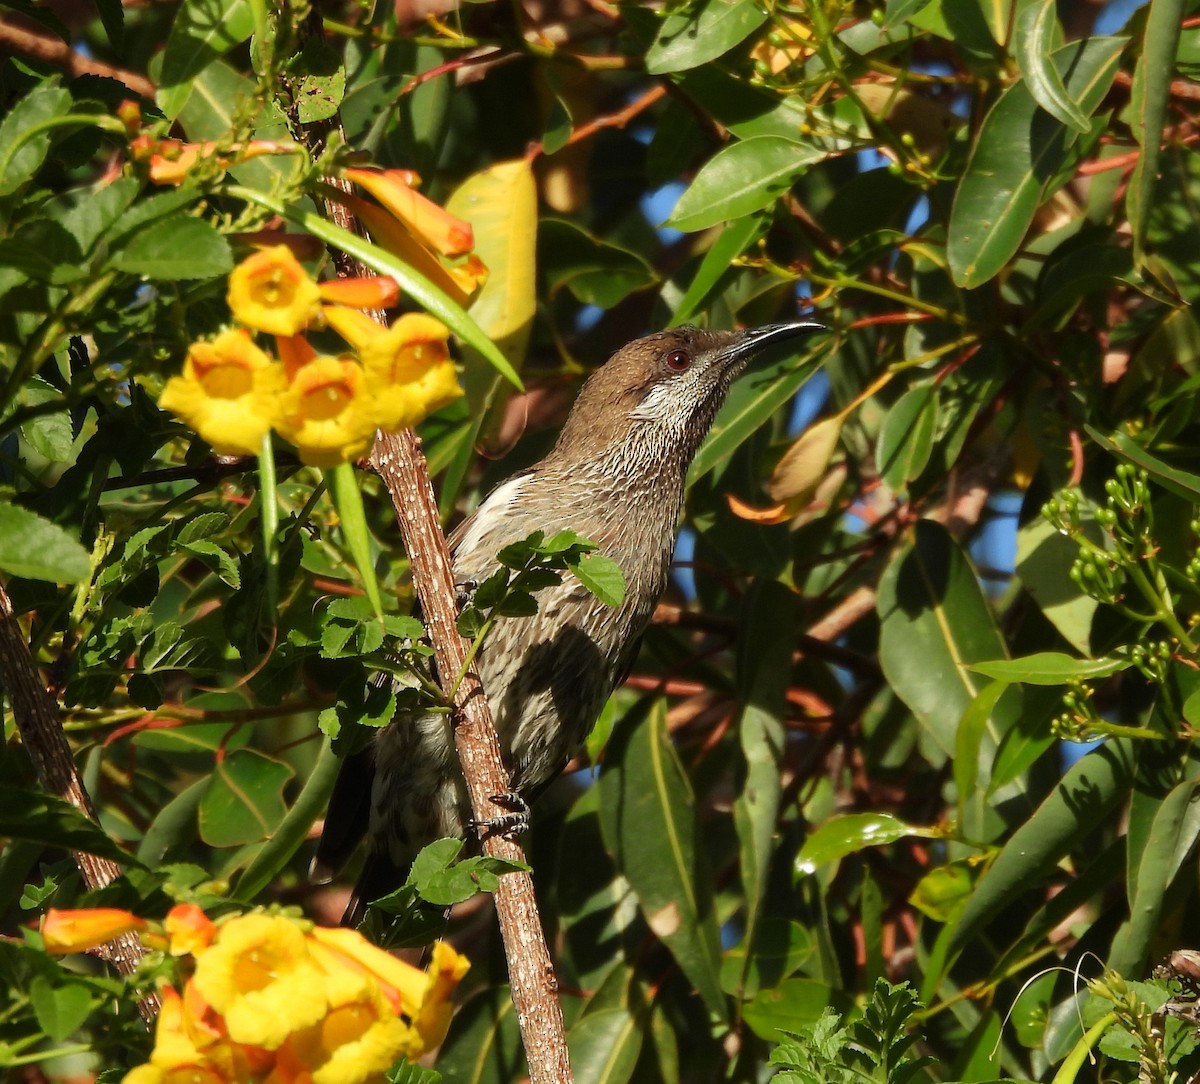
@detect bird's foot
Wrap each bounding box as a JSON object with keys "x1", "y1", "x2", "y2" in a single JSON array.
[
  {"x1": 453, "y1": 579, "x2": 478, "y2": 612},
  {"x1": 469, "y1": 791, "x2": 529, "y2": 842}
]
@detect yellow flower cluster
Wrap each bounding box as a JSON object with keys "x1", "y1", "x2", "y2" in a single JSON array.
[
  {"x1": 160, "y1": 245, "x2": 464, "y2": 467},
  {"x1": 41, "y1": 905, "x2": 469, "y2": 1084}
]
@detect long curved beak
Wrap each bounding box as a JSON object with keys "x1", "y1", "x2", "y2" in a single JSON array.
[{"x1": 713, "y1": 320, "x2": 824, "y2": 375}]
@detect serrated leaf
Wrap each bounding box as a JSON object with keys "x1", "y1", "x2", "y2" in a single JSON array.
[
  {"x1": 0, "y1": 503, "x2": 89, "y2": 583},
  {"x1": 111, "y1": 217, "x2": 232, "y2": 280},
  {"x1": 0, "y1": 80, "x2": 72, "y2": 197},
  {"x1": 0, "y1": 787, "x2": 141, "y2": 865},
  {"x1": 570, "y1": 552, "x2": 625, "y2": 607}
]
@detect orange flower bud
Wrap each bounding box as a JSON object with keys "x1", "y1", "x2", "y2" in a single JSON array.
[
  {"x1": 275, "y1": 334, "x2": 317, "y2": 380},
  {"x1": 317, "y1": 276, "x2": 401, "y2": 310},
  {"x1": 344, "y1": 167, "x2": 475, "y2": 257},
  {"x1": 41, "y1": 908, "x2": 147, "y2": 954},
  {"x1": 164, "y1": 903, "x2": 216, "y2": 956}
]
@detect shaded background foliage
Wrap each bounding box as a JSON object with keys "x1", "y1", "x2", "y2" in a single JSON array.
[{"x1": 2, "y1": 0, "x2": 1200, "y2": 1080}]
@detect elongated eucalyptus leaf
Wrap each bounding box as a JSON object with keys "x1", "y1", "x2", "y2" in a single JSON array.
[
  {"x1": 948, "y1": 36, "x2": 1125, "y2": 287},
  {"x1": 1128, "y1": 0, "x2": 1185, "y2": 260},
  {"x1": 1014, "y1": 0, "x2": 1088, "y2": 133},
  {"x1": 1110, "y1": 777, "x2": 1200, "y2": 975},
  {"x1": 568, "y1": 1008, "x2": 643, "y2": 1084},
  {"x1": 689, "y1": 345, "x2": 825, "y2": 485},
  {"x1": 598, "y1": 699, "x2": 726, "y2": 1018},
  {"x1": 732, "y1": 581, "x2": 795, "y2": 997},
  {"x1": 877, "y1": 520, "x2": 1013, "y2": 762},
  {"x1": 946, "y1": 740, "x2": 1136, "y2": 956}
]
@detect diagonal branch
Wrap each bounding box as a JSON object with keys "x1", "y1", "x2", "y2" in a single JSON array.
[
  {"x1": 0, "y1": 581, "x2": 158, "y2": 1022},
  {"x1": 287, "y1": 20, "x2": 572, "y2": 1081}
]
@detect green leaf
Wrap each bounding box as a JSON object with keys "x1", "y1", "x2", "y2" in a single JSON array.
[
  {"x1": 954, "y1": 680, "x2": 1010, "y2": 824},
  {"x1": 0, "y1": 787, "x2": 141, "y2": 865},
  {"x1": 328, "y1": 463, "x2": 384, "y2": 621},
  {"x1": 569, "y1": 552, "x2": 625, "y2": 607},
  {"x1": 598, "y1": 699, "x2": 726, "y2": 1018},
  {"x1": 1013, "y1": 0, "x2": 1089, "y2": 133},
  {"x1": 438, "y1": 985, "x2": 525, "y2": 1083},
  {"x1": 198, "y1": 750, "x2": 294, "y2": 847},
  {"x1": 29, "y1": 977, "x2": 94, "y2": 1042},
  {"x1": 568, "y1": 1008, "x2": 643, "y2": 1084},
  {"x1": 671, "y1": 215, "x2": 767, "y2": 326},
  {"x1": 946, "y1": 740, "x2": 1136, "y2": 956},
  {"x1": 540, "y1": 219, "x2": 656, "y2": 309},
  {"x1": 969, "y1": 652, "x2": 1130, "y2": 684},
  {"x1": 1127, "y1": 0, "x2": 1185, "y2": 260},
  {"x1": 742, "y1": 979, "x2": 853, "y2": 1042},
  {"x1": 1086, "y1": 425, "x2": 1200, "y2": 502},
  {"x1": 111, "y1": 217, "x2": 232, "y2": 280},
  {"x1": 234, "y1": 741, "x2": 342, "y2": 901},
  {"x1": 157, "y1": 0, "x2": 256, "y2": 119},
  {"x1": 666, "y1": 136, "x2": 814, "y2": 233},
  {"x1": 948, "y1": 37, "x2": 1126, "y2": 287},
  {"x1": 0, "y1": 80, "x2": 72, "y2": 197},
  {"x1": 877, "y1": 384, "x2": 939, "y2": 492},
  {"x1": 795, "y1": 813, "x2": 939, "y2": 876},
  {"x1": 1110, "y1": 777, "x2": 1200, "y2": 975},
  {"x1": 732, "y1": 580, "x2": 794, "y2": 998},
  {"x1": 0, "y1": 503, "x2": 89, "y2": 583},
  {"x1": 877, "y1": 521, "x2": 1012, "y2": 762},
  {"x1": 645, "y1": 0, "x2": 768, "y2": 74},
  {"x1": 177, "y1": 61, "x2": 292, "y2": 190}
]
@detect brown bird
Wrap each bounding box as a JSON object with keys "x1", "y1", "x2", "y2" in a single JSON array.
[{"x1": 313, "y1": 321, "x2": 821, "y2": 923}]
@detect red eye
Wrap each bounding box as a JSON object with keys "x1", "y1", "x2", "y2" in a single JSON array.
[{"x1": 665, "y1": 349, "x2": 691, "y2": 372}]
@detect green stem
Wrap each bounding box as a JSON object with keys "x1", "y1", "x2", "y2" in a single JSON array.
[
  {"x1": 1126, "y1": 559, "x2": 1196, "y2": 652},
  {"x1": 233, "y1": 738, "x2": 342, "y2": 902},
  {"x1": 258, "y1": 433, "x2": 279, "y2": 614},
  {"x1": 1050, "y1": 1012, "x2": 1116, "y2": 1084}
]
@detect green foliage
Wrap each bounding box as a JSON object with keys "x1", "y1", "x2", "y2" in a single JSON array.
[{"x1": 6, "y1": 0, "x2": 1200, "y2": 1079}]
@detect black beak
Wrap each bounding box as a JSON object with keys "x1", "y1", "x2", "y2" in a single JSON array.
[{"x1": 711, "y1": 320, "x2": 824, "y2": 374}]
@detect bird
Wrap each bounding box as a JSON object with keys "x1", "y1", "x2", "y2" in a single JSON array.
[{"x1": 312, "y1": 320, "x2": 822, "y2": 924}]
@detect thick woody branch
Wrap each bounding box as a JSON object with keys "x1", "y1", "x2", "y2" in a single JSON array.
[
  {"x1": 0, "y1": 581, "x2": 158, "y2": 1022},
  {"x1": 297, "y1": 97, "x2": 572, "y2": 1084},
  {"x1": 369, "y1": 431, "x2": 572, "y2": 1084}
]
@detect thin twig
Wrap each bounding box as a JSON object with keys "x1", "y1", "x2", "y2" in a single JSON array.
[
  {"x1": 0, "y1": 19, "x2": 156, "y2": 99},
  {"x1": 0, "y1": 581, "x2": 158, "y2": 1022}
]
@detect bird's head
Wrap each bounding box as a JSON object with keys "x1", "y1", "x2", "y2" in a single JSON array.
[{"x1": 547, "y1": 322, "x2": 823, "y2": 472}]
